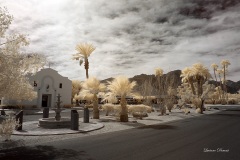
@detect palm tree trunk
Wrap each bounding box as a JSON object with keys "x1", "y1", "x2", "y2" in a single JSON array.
[
  {"x1": 200, "y1": 98, "x2": 204, "y2": 114},
  {"x1": 92, "y1": 94, "x2": 99, "y2": 119},
  {"x1": 213, "y1": 70, "x2": 218, "y2": 82},
  {"x1": 214, "y1": 70, "x2": 221, "y2": 100},
  {"x1": 120, "y1": 95, "x2": 128, "y2": 122},
  {"x1": 85, "y1": 58, "x2": 89, "y2": 79},
  {"x1": 197, "y1": 79, "x2": 201, "y2": 98},
  {"x1": 188, "y1": 78, "x2": 196, "y2": 95},
  {"x1": 223, "y1": 66, "x2": 228, "y2": 102}
]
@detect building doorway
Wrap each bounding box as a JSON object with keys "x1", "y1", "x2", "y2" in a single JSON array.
[{"x1": 42, "y1": 94, "x2": 51, "y2": 107}]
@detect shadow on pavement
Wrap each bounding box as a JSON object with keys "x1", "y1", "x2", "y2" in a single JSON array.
[
  {"x1": 137, "y1": 124, "x2": 177, "y2": 130},
  {"x1": 0, "y1": 145, "x2": 93, "y2": 160},
  {"x1": 120, "y1": 121, "x2": 145, "y2": 128},
  {"x1": 216, "y1": 113, "x2": 240, "y2": 117}
]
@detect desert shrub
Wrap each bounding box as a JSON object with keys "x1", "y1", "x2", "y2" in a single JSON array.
[
  {"x1": 85, "y1": 104, "x2": 93, "y2": 109},
  {"x1": 204, "y1": 99, "x2": 215, "y2": 104},
  {"x1": 192, "y1": 98, "x2": 202, "y2": 109},
  {"x1": 195, "y1": 108, "x2": 201, "y2": 114},
  {"x1": 15, "y1": 105, "x2": 38, "y2": 109},
  {"x1": 221, "y1": 99, "x2": 227, "y2": 105},
  {"x1": 227, "y1": 99, "x2": 238, "y2": 104},
  {"x1": 215, "y1": 99, "x2": 222, "y2": 104},
  {"x1": 165, "y1": 101, "x2": 174, "y2": 112},
  {"x1": 127, "y1": 105, "x2": 152, "y2": 114},
  {"x1": 2, "y1": 106, "x2": 20, "y2": 110},
  {"x1": 0, "y1": 118, "x2": 20, "y2": 141},
  {"x1": 101, "y1": 104, "x2": 121, "y2": 116},
  {"x1": 63, "y1": 104, "x2": 74, "y2": 108},
  {"x1": 159, "y1": 105, "x2": 166, "y2": 115},
  {"x1": 184, "y1": 108, "x2": 190, "y2": 115},
  {"x1": 128, "y1": 105, "x2": 152, "y2": 119}
]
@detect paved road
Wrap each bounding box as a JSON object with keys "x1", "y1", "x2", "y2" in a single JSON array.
[{"x1": 1, "y1": 107, "x2": 240, "y2": 160}]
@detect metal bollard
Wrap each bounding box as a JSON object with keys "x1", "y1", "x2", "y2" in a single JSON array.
[
  {"x1": 71, "y1": 110, "x2": 79, "y2": 130},
  {"x1": 43, "y1": 108, "x2": 49, "y2": 118},
  {"x1": 15, "y1": 110, "x2": 23, "y2": 130},
  {"x1": 83, "y1": 107, "x2": 89, "y2": 123}
]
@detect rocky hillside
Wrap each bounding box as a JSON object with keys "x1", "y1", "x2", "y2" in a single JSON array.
[{"x1": 101, "y1": 70, "x2": 240, "y2": 94}]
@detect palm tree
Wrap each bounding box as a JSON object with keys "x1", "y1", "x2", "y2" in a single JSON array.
[
  {"x1": 211, "y1": 63, "x2": 221, "y2": 100},
  {"x1": 80, "y1": 77, "x2": 105, "y2": 119},
  {"x1": 180, "y1": 67, "x2": 196, "y2": 95},
  {"x1": 221, "y1": 59, "x2": 231, "y2": 101},
  {"x1": 192, "y1": 63, "x2": 212, "y2": 97},
  {"x1": 211, "y1": 63, "x2": 218, "y2": 82},
  {"x1": 107, "y1": 76, "x2": 136, "y2": 122},
  {"x1": 72, "y1": 43, "x2": 96, "y2": 79},
  {"x1": 181, "y1": 63, "x2": 211, "y2": 114},
  {"x1": 155, "y1": 67, "x2": 164, "y2": 99}
]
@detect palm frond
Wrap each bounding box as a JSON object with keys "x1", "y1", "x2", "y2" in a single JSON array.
[
  {"x1": 107, "y1": 76, "x2": 136, "y2": 96},
  {"x1": 75, "y1": 43, "x2": 96, "y2": 58},
  {"x1": 211, "y1": 63, "x2": 218, "y2": 70},
  {"x1": 221, "y1": 59, "x2": 230, "y2": 67},
  {"x1": 82, "y1": 77, "x2": 106, "y2": 94}
]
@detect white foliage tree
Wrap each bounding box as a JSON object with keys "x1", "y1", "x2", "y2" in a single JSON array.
[{"x1": 0, "y1": 7, "x2": 46, "y2": 102}]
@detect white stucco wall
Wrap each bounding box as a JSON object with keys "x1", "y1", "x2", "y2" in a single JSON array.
[{"x1": 29, "y1": 68, "x2": 72, "y2": 108}]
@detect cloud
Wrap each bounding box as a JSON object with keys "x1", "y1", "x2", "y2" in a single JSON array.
[{"x1": 1, "y1": 0, "x2": 240, "y2": 81}]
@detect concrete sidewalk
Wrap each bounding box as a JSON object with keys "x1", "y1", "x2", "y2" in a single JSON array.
[{"x1": 13, "y1": 107, "x2": 220, "y2": 136}]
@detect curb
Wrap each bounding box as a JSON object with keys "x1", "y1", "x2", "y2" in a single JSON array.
[{"x1": 13, "y1": 121, "x2": 104, "y2": 136}]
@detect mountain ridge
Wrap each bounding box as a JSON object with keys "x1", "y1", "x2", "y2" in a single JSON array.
[{"x1": 101, "y1": 70, "x2": 240, "y2": 94}]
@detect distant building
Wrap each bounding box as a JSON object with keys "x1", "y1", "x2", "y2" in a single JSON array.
[{"x1": 2, "y1": 68, "x2": 72, "y2": 108}]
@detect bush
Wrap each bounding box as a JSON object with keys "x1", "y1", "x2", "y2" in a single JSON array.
[
  {"x1": 165, "y1": 101, "x2": 174, "y2": 112},
  {"x1": 2, "y1": 106, "x2": 20, "y2": 110},
  {"x1": 127, "y1": 105, "x2": 152, "y2": 114},
  {"x1": 205, "y1": 99, "x2": 215, "y2": 104},
  {"x1": 227, "y1": 99, "x2": 238, "y2": 104},
  {"x1": 192, "y1": 98, "x2": 201, "y2": 109},
  {"x1": 184, "y1": 108, "x2": 190, "y2": 115},
  {"x1": 195, "y1": 108, "x2": 201, "y2": 114},
  {"x1": 0, "y1": 118, "x2": 21, "y2": 141},
  {"x1": 63, "y1": 104, "x2": 74, "y2": 108},
  {"x1": 102, "y1": 104, "x2": 121, "y2": 116},
  {"x1": 159, "y1": 105, "x2": 166, "y2": 116},
  {"x1": 221, "y1": 99, "x2": 227, "y2": 105}
]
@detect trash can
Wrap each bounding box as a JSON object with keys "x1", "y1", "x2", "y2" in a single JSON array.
[{"x1": 71, "y1": 110, "x2": 79, "y2": 130}]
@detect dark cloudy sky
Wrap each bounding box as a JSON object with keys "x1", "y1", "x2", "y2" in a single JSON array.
[{"x1": 1, "y1": 0, "x2": 240, "y2": 81}]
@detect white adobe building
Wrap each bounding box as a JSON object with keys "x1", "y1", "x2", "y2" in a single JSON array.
[
  {"x1": 1, "y1": 68, "x2": 72, "y2": 108},
  {"x1": 30, "y1": 68, "x2": 72, "y2": 108}
]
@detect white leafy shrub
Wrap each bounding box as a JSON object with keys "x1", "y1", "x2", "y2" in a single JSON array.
[
  {"x1": 127, "y1": 105, "x2": 152, "y2": 114},
  {"x1": 195, "y1": 108, "x2": 201, "y2": 114},
  {"x1": 0, "y1": 118, "x2": 20, "y2": 141},
  {"x1": 184, "y1": 108, "x2": 190, "y2": 115},
  {"x1": 102, "y1": 104, "x2": 121, "y2": 116}
]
